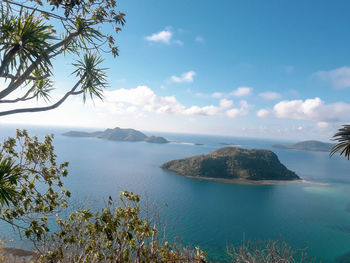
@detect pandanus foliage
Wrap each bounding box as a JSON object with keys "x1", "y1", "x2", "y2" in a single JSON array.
[
  {"x1": 0, "y1": 0, "x2": 125, "y2": 116},
  {"x1": 0, "y1": 157, "x2": 20, "y2": 206},
  {"x1": 330, "y1": 125, "x2": 350, "y2": 160}
]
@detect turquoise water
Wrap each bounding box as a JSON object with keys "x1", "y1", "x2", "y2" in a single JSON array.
[{"x1": 1, "y1": 126, "x2": 350, "y2": 262}]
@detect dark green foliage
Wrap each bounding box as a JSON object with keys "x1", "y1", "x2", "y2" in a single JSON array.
[
  {"x1": 162, "y1": 147, "x2": 299, "y2": 181},
  {"x1": 0, "y1": 129, "x2": 70, "y2": 242},
  {"x1": 0, "y1": 9, "x2": 56, "y2": 76},
  {"x1": 330, "y1": 125, "x2": 350, "y2": 160},
  {"x1": 0, "y1": 157, "x2": 20, "y2": 206}
]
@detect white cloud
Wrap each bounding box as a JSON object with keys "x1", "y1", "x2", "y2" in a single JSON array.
[
  {"x1": 257, "y1": 97, "x2": 350, "y2": 123},
  {"x1": 259, "y1": 91, "x2": 281, "y2": 100},
  {"x1": 170, "y1": 71, "x2": 196, "y2": 83},
  {"x1": 211, "y1": 87, "x2": 253, "y2": 99},
  {"x1": 212, "y1": 92, "x2": 224, "y2": 99},
  {"x1": 145, "y1": 30, "x2": 172, "y2": 44},
  {"x1": 226, "y1": 100, "x2": 251, "y2": 118},
  {"x1": 316, "y1": 66, "x2": 350, "y2": 89},
  {"x1": 317, "y1": 122, "x2": 329, "y2": 129},
  {"x1": 230, "y1": 87, "x2": 253, "y2": 97},
  {"x1": 103, "y1": 85, "x2": 225, "y2": 117},
  {"x1": 101, "y1": 86, "x2": 254, "y2": 119},
  {"x1": 226, "y1": 108, "x2": 241, "y2": 118},
  {"x1": 195, "y1": 36, "x2": 205, "y2": 44},
  {"x1": 256, "y1": 109, "x2": 270, "y2": 118},
  {"x1": 183, "y1": 105, "x2": 219, "y2": 116},
  {"x1": 219, "y1": 99, "x2": 233, "y2": 109}
]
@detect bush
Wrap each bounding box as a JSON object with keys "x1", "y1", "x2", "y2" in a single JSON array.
[
  {"x1": 227, "y1": 239, "x2": 313, "y2": 263},
  {"x1": 39, "y1": 191, "x2": 206, "y2": 262}
]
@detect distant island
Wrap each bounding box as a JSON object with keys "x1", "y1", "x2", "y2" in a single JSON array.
[
  {"x1": 272, "y1": 140, "x2": 334, "y2": 152},
  {"x1": 63, "y1": 127, "x2": 169, "y2": 144},
  {"x1": 162, "y1": 147, "x2": 300, "y2": 185},
  {"x1": 219, "y1": 142, "x2": 236, "y2": 146}
]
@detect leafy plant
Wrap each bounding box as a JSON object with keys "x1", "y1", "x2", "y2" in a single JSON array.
[
  {"x1": 0, "y1": 157, "x2": 20, "y2": 206},
  {"x1": 39, "y1": 191, "x2": 207, "y2": 262},
  {"x1": 227, "y1": 239, "x2": 313, "y2": 263},
  {"x1": 330, "y1": 125, "x2": 350, "y2": 160},
  {"x1": 0, "y1": 129, "x2": 70, "y2": 244}
]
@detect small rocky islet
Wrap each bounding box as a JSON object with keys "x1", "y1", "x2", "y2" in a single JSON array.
[
  {"x1": 161, "y1": 147, "x2": 300, "y2": 183},
  {"x1": 62, "y1": 127, "x2": 169, "y2": 144}
]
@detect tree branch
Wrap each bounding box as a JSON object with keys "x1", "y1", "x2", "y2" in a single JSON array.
[
  {"x1": 0, "y1": 74, "x2": 85, "y2": 116},
  {"x1": 3, "y1": 0, "x2": 69, "y2": 21},
  {"x1": 2, "y1": 73, "x2": 50, "y2": 81},
  {"x1": 0, "y1": 31, "x2": 79, "y2": 100},
  {"x1": 0, "y1": 88, "x2": 35, "y2": 103}
]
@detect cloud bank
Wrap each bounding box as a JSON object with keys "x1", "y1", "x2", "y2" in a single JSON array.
[
  {"x1": 257, "y1": 97, "x2": 350, "y2": 124},
  {"x1": 102, "y1": 86, "x2": 250, "y2": 118}
]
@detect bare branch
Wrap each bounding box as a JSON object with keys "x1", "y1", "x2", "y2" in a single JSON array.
[
  {"x1": 0, "y1": 74, "x2": 85, "y2": 116},
  {"x1": 3, "y1": 0, "x2": 69, "y2": 21},
  {"x1": 3, "y1": 73, "x2": 50, "y2": 81},
  {"x1": 0, "y1": 88, "x2": 35, "y2": 103}
]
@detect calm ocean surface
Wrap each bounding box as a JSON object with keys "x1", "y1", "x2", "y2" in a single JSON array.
[{"x1": 1, "y1": 125, "x2": 350, "y2": 262}]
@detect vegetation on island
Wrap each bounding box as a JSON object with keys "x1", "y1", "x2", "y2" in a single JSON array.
[
  {"x1": 162, "y1": 147, "x2": 300, "y2": 181},
  {"x1": 273, "y1": 140, "x2": 334, "y2": 152},
  {"x1": 63, "y1": 127, "x2": 169, "y2": 144}
]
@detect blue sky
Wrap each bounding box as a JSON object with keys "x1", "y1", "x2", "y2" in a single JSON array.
[{"x1": 2, "y1": 0, "x2": 350, "y2": 140}]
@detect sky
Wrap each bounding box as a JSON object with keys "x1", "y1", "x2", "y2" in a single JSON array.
[{"x1": 2, "y1": 0, "x2": 350, "y2": 140}]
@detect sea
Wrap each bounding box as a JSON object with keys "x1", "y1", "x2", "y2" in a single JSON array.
[{"x1": 0, "y1": 125, "x2": 350, "y2": 262}]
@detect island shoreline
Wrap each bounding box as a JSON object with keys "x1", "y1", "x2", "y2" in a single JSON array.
[{"x1": 173, "y1": 174, "x2": 326, "y2": 186}]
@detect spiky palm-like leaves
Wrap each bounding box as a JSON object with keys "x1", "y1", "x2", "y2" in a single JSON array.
[
  {"x1": 330, "y1": 125, "x2": 350, "y2": 160},
  {"x1": 0, "y1": 157, "x2": 19, "y2": 206},
  {"x1": 31, "y1": 69, "x2": 53, "y2": 102},
  {"x1": 0, "y1": 9, "x2": 56, "y2": 77},
  {"x1": 73, "y1": 53, "x2": 107, "y2": 102}
]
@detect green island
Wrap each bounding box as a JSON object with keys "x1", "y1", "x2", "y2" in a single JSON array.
[
  {"x1": 272, "y1": 140, "x2": 335, "y2": 152},
  {"x1": 62, "y1": 127, "x2": 169, "y2": 144},
  {"x1": 162, "y1": 147, "x2": 301, "y2": 185}
]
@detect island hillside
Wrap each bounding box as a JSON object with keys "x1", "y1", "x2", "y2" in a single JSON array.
[
  {"x1": 161, "y1": 147, "x2": 300, "y2": 181},
  {"x1": 63, "y1": 127, "x2": 169, "y2": 144},
  {"x1": 272, "y1": 140, "x2": 334, "y2": 152}
]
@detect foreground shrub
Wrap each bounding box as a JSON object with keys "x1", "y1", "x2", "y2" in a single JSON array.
[
  {"x1": 38, "y1": 191, "x2": 206, "y2": 262},
  {"x1": 227, "y1": 239, "x2": 313, "y2": 263},
  {"x1": 0, "y1": 130, "x2": 70, "y2": 244}
]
